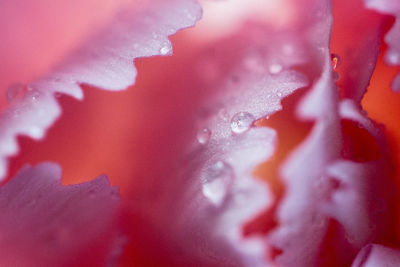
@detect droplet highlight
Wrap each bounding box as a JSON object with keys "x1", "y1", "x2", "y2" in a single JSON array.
[
  {"x1": 197, "y1": 128, "x2": 211, "y2": 145},
  {"x1": 231, "y1": 112, "x2": 255, "y2": 134},
  {"x1": 160, "y1": 45, "x2": 171, "y2": 55},
  {"x1": 331, "y1": 53, "x2": 341, "y2": 70},
  {"x1": 202, "y1": 161, "x2": 234, "y2": 206},
  {"x1": 269, "y1": 63, "x2": 283, "y2": 74}
]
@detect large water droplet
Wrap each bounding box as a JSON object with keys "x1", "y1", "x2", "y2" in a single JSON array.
[
  {"x1": 202, "y1": 161, "x2": 234, "y2": 206},
  {"x1": 230, "y1": 112, "x2": 255, "y2": 134},
  {"x1": 331, "y1": 53, "x2": 341, "y2": 70},
  {"x1": 197, "y1": 128, "x2": 211, "y2": 145},
  {"x1": 269, "y1": 63, "x2": 283, "y2": 74},
  {"x1": 6, "y1": 83, "x2": 25, "y2": 102}
]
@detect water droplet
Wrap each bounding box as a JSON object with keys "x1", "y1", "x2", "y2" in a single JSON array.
[
  {"x1": 331, "y1": 53, "x2": 341, "y2": 70},
  {"x1": 31, "y1": 91, "x2": 40, "y2": 101},
  {"x1": 6, "y1": 83, "x2": 25, "y2": 102},
  {"x1": 197, "y1": 128, "x2": 211, "y2": 145},
  {"x1": 202, "y1": 161, "x2": 234, "y2": 206},
  {"x1": 231, "y1": 112, "x2": 255, "y2": 134},
  {"x1": 277, "y1": 92, "x2": 283, "y2": 97},
  {"x1": 160, "y1": 45, "x2": 171, "y2": 55},
  {"x1": 269, "y1": 63, "x2": 283, "y2": 74}
]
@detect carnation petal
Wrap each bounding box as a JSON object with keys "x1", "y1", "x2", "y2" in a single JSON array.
[
  {"x1": 0, "y1": 162, "x2": 122, "y2": 266},
  {"x1": 364, "y1": 0, "x2": 400, "y2": 91},
  {"x1": 352, "y1": 244, "x2": 400, "y2": 267},
  {"x1": 122, "y1": 22, "x2": 308, "y2": 265},
  {"x1": 0, "y1": 0, "x2": 202, "y2": 180}
]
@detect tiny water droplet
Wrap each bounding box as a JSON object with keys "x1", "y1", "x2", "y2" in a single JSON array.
[
  {"x1": 6, "y1": 83, "x2": 25, "y2": 102},
  {"x1": 331, "y1": 53, "x2": 341, "y2": 70},
  {"x1": 269, "y1": 63, "x2": 283, "y2": 74},
  {"x1": 231, "y1": 112, "x2": 255, "y2": 134},
  {"x1": 202, "y1": 161, "x2": 234, "y2": 206},
  {"x1": 31, "y1": 91, "x2": 40, "y2": 101},
  {"x1": 197, "y1": 128, "x2": 211, "y2": 145},
  {"x1": 160, "y1": 45, "x2": 171, "y2": 55},
  {"x1": 277, "y1": 92, "x2": 283, "y2": 97}
]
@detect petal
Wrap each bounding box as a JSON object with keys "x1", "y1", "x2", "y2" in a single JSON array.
[
  {"x1": 364, "y1": 0, "x2": 400, "y2": 90},
  {"x1": 352, "y1": 244, "x2": 400, "y2": 267},
  {"x1": 331, "y1": 0, "x2": 392, "y2": 102},
  {"x1": 266, "y1": 2, "x2": 397, "y2": 265},
  {"x1": 0, "y1": 162, "x2": 122, "y2": 266},
  {"x1": 0, "y1": 0, "x2": 201, "y2": 180},
  {"x1": 119, "y1": 21, "x2": 309, "y2": 265}
]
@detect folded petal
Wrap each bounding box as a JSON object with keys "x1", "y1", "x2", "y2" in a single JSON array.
[
  {"x1": 352, "y1": 244, "x2": 400, "y2": 267},
  {"x1": 120, "y1": 20, "x2": 309, "y2": 265},
  {"x1": 364, "y1": 0, "x2": 400, "y2": 90},
  {"x1": 0, "y1": 162, "x2": 122, "y2": 266},
  {"x1": 332, "y1": 0, "x2": 392, "y2": 102},
  {"x1": 0, "y1": 0, "x2": 202, "y2": 180}
]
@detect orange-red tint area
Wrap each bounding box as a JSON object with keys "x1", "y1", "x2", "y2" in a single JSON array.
[
  {"x1": 6, "y1": 30, "x2": 199, "y2": 196},
  {"x1": 243, "y1": 89, "x2": 313, "y2": 236},
  {"x1": 4, "y1": 0, "x2": 400, "y2": 265},
  {"x1": 362, "y1": 54, "x2": 400, "y2": 242}
]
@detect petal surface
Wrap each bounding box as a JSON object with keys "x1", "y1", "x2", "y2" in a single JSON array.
[
  {"x1": 0, "y1": 162, "x2": 121, "y2": 266},
  {"x1": 352, "y1": 244, "x2": 400, "y2": 267},
  {"x1": 364, "y1": 0, "x2": 400, "y2": 90},
  {"x1": 0, "y1": 0, "x2": 202, "y2": 180}
]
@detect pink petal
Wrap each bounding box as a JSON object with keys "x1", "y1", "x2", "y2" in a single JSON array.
[
  {"x1": 120, "y1": 21, "x2": 309, "y2": 265},
  {"x1": 0, "y1": 162, "x2": 122, "y2": 266},
  {"x1": 364, "y1": 0, "x2": 400, "y2": 91},
  {"x1": 352, "y1": 244, "x2": 400, "y2": 267},
  {"x1": 332, "y1": 0, "x2": 392, "y2": 102},
  {"x1": 266, "y1": 2, "x2": 396, "y2": 265},
  {"x1": 0, "y1": 0, "x2": 201, "y2": 180}
]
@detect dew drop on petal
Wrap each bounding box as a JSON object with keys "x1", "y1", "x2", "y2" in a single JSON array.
[
  {"x1": 230, "y1": 112, "x2": 255, "y2": 134},
  {"x1": 6, "y1": 83, "x2": 25, "y2": 102},
  {"x1": 31, "y1": 91, "x2": 40, "y2": 101},
  {"x1": 202, "y1": 161, "x2": 234, "y2": 206},
  {"x1": 331, "y1": 53, "x2": 341, "y2": 70},
  {"x1": 160, "y1": 44, "x2": 171, "y2": 55},
  {"x1": 197, "y1": 128, "x2": 211, "y2": 145},
  {"x1": 269, "y1": 63, "x2": 283, "y2": 74},
  {"x1": 277, "y1": 92, "x2": 283, "y2": 97}
]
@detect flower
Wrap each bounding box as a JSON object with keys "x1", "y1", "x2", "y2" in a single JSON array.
[{"x1": 1, "y1": 0, "x2": 400, "y2": 266}]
